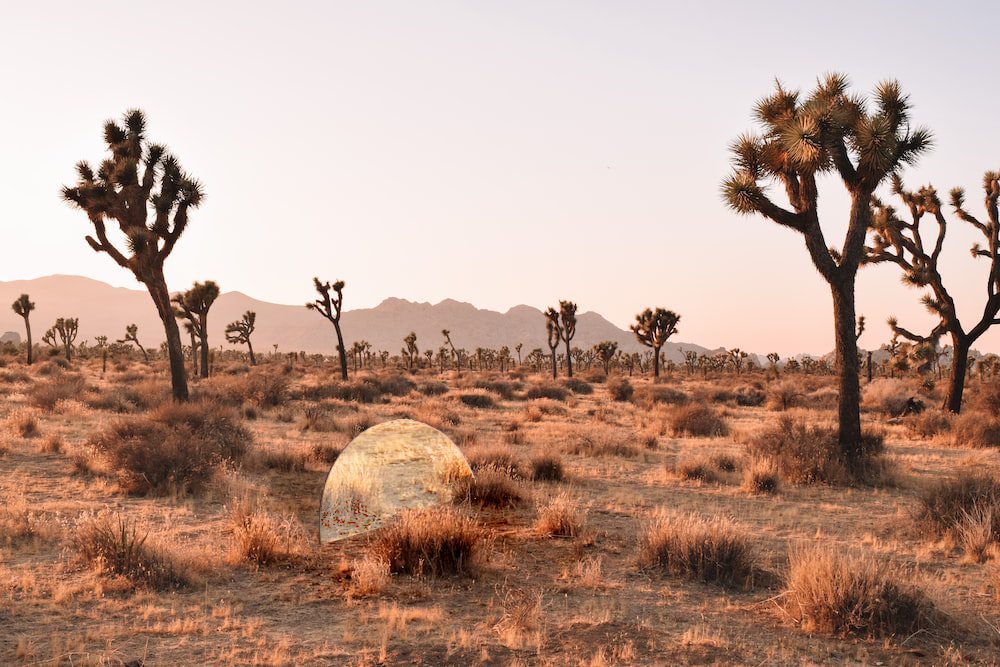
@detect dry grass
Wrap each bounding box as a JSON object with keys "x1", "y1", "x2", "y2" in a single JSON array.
[
  {"x1": 915, "y1": 473, "x2": 1000, "y2": 557},
  {"x1": 742, "y1": 456, "x2": 780, "y2": 494},
  {"x1": 669, "y1": 402, "x2": 729, "y2": 437},
  {"x1": 0, "y1": 490, "x2": 41, "y2": 545},
  {"x1": 533, "y1": 491, "x2": 586, "y2": 537},
  {"x1": 227, "y1": 496, "x2": 307, "y2": 566},
  {"x1": 951, "y1": 411, "x2": 1000, "y2": 448},
  {"x1": 452, "y1": 464, "x2": 525, "y2": 508},
  {"x1": 638, "y1": 511, "x2": 759, "y2": 589},
  {"x1": 530, "y1": 454, "x2": 564, "y2": 482},
  {"x1": 74, "y1": 512, "x2": 192, "y2": 590},
  {"x1": 783, "y1": 545, "x2": 936, "y2": 638},
  {"x1": 372, "y1": 506, "x2": 488, "y2": 577}
]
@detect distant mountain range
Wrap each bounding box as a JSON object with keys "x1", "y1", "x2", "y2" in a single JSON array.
[{"x1": 0, "y1": 275, "x2": 718, "y2": 361}]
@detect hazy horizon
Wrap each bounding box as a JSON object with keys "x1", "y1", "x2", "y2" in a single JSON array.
[{"x1": 4, "y1": 1, "x2": 1000, "y2": 357}]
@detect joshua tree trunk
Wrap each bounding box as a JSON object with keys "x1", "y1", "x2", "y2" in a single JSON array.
[
  {"x1": 947, "y1": 334, "x2": 971, "y2": 414},
  {"x1": 199, "y1": 312, "x2": 210, "y2": 378},
  {"x1": 652, "y1": 345, "x2": 661, "y2": 378},
  {"x1": 146, "y1": 277, "x2": 189, "y2": 402},
  {"x1": 333, "y1": 322, "x2": 348, "y2": 381},
  {"x1": 247, "y1": 339, "x2": 256, "y2": 366},
  {"x1": 23, "y1": 318, "x2": 32, "y2": 365},
  {"x1": 832, "y1": 276, "x2": 862, "y2": 463}
]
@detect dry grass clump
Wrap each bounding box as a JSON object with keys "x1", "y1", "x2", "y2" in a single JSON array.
[
  {"x1": 607, "y1": 377, "x2": 633, "y2": 402},
  {"x1": 419, "y1": 380, "x2": 449, "y2": 396},
  {"x1": 227, "y1": 496, "x2": 307, "y2": 567},
  {"x1": 200, "y1": 369, "x2": 290, "y2": 407},
  {"x1": 634, "y1": 385, "x2": 688, "y2": 407},
  {"x1": 669, "y1": 402, "x2": 729, "y2": 438},
  {"x1": 304, "y1": 377, "x2": 411, "y2": 404},
  {"x1": 372, "y1": 506, "x2": 487, "y2": 577},
  {"x1": 457, "y1": 392, "x2": 495, "y2": 409},
  {"x1": 862, "y1": 378, "x2": 918, "y2": 416},
  {"x1": 534, "y1": 492, "x2": 586, "y2": 537},
  {"x1": 453, "y1": 464, "x2": 524, "y2": 508},
  {"x1": 951, "y1": 411, "x2": 1000, "y2": 448},
  {"x1": 7, "y1": 408, "x2": 40, "y2": 438},
  {"x1": 86, "y1": 400, "x2": 251, "y2": 495},
  {"x1": 28, "y1": 374, "x2": 87, "y2": 410},
  {"x1": 744, "y1": 415, "x2": 886, "y2": 485},
  {"x1": 904, "y1": 408, "x2": 952, "y2": 439},
  {"x1": 86, "y1": 378, "x2": 170, "y2": 413},
  {"x1": 349, "y1": 553, "x2": 391, "y2": 596},
  {"x1": 474, "y1": 379, "x2": 519, "y2": 399},
  {"x1": 673, "y1": 457, "x2": 718, "y2": 483},
  {"x1": 638, "y1": 511, "x2": 758, "y2": 589},
  {"x1": 310, "y1": 442, "x2": 343, "y2": 464},
  {"x1": 530, "y1": 455, "x2": 564, "y2": 482},
  {"x1": 914, "y1": 474, "x2": 1000, "y2": 555},
  {"x1": 564, "y1": 432, "x2": 639, "y2": 458},
  {"x1": 714, "y1": 384, "x2": 765, "y2": 407},
  {"x1": 783, "y1": 546, "x2": 936, "y2": 638},
  {"x1": 75, "y1": 512, "x2": 191, "y2": 590},
  {"x1": 562, "y1": 377, "x2": 593, "y2": 395},
  {"x1": 464, "y1": 443, "x2": 525, "y2": 479},
  {"x1": 0, "y1": 490, "x2": 40, "y2": 545},
  {"x1": 766, "y1": 379, "x2": 807, "y2": 411},
  {"x1": 742, "y1": 457, "x2": 779, "y2": 494},
  {"x1": 524, "y1": 384, "x2": 570, "y2": 401}
]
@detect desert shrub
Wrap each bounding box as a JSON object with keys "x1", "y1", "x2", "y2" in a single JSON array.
[
  {"x1": 373, "y1": 506, "x2": 487, "y2": 576},
  {"x1": 0, "y1": 491, "x2": 39, "y2": 545},
  {"x1": 458, "y1": 392, "x2": 495, "y2": 409},
  {"x1": 674, "y1": 457, "x2": 717, "y2": 482},
  {"x1": 339, "y1": 414, "x2": 375, "y2": 438},
  {"x1": 378, "y1": 374, "x2": 416, "y2": 397},
  {"x1": 28, "y1": 374, "x2": 87, "y2": 410},
  {"x1": 452, "y1": 464, "x2": 524, "y2": 508},
  {"x1": 635, "y1": 385, "x2": 689, "y2": 406},
  {"x1": 420, "y1": 381, "x2": 449, "y2": 396},
  {"x1": 87, "y1": 400, "x2": 251, "y2": 495},
  {"x1": 563, "y1": 377, "x2": 593, "y2": 395},
  {"x1": 8, "y1": 408, "x2": 39, "y2": 438},
  {"x1": 531, "y1": 455, "x2": 564, "y2": 482},
  {"x1": 564, "y1": 433, "x2": 638, "y2": 458},
  {"x1": 311, "y1": 442, "x2": 343, "y2": 464},
  {"x1": 972, "y1": 381, "x2": 1000, "y2": 413},
  {"x1": 303, "y1": 380, "x2": 382, "y2": 404},
  {"x1": 607, "y1": 377, "x2": 633, "y2": 402},
  {"x1": 951, "y1": 412, "x2": 1000, "y2": 448},
  {"x1": 914, "y1": 474, "x2": 1000, "y2": 541},
  {"x1": 862, "y1": 378, "x2": 920, "y2": 416},
  {"x1": 904, "y1": 409, "x2": 952, "y2": 439},
  {"x1": 711, "y1": 453, "x2": 739, "y2": 472},
  {"x1": 534, "y1": 492, "x2": 586, "y2": 537},
  {"x1": 39, "y1": 433, "x2": 63, "y2": 454},
  {"x1": 299, "y1": 404, "x2": 338, "y2": 432},
  {"x1": 783, "y1": 546, "x2": 935, "y2": 638},
  {"x1": 227, "y1": 497, "x2": 306, "y2": 566},
  {"x1": 638, "y1": 511, "x2": 758, "y2": 589},
  {"x1": 742, "y1": 457, "x2": 779, "y2": 494},
  {"x1": 670, "y1": 402, "x2": 729, "y2": 437},
  {"x1": 256, "y1": 447, "x2": 308, "y2": 472},
  {"x1": 767, "y1": 380, "x2": 807, "y2": 411},
  {"x1": 734, "y1": 385, "x2": 766, "y2": 407},
  {"x1": 241, "y1": 370, "x2": 290, "y2": 407},
  {"x1": 464, "y1": 443, "x2": 525, "y2": 479},
  {"x1": 349, "y1": 553, "x2": 391, "y2": 596},
  {"x1": 475, "y1": 379, "x2": 518, "y2": 400},
  {"x1": 525, "y1": 384, "x2": 569, "y2": 401},
  {"x1": 0, "y1": 369, "x2": 31, "y2": 384},
  {"x1": 75, "y1": 513, "x2": 190, "y2": 590},
  {"x1": 745, "y1": 416, "x2": 885, "y2": 485}
]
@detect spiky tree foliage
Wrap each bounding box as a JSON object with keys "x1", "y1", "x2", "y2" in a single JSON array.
[
  {"x1": 630, "y1": 308, "x2": 680, "y2": 378},
  {"x1": 118, "y1": 323, "x2": 149, "y2": 363},
  {"x1": 306, "y1": 278, "x2": 348, "y2": 380},
  {"x1": 594, "y1": 340, "x2": 618, "y2": 375},
  {"x1": 557, "y1": 301, "x2": 578, "y2": 378},
  {"x1": 62, "y1": 109, "x2": 202, "y2": 401},
  {"x1": 403, "y1": 331, "x2": 418, "y2": 369},
  {"x1": 44, "y1": 317, "x2": 78, "y2": 361},
  {"x1": 172, "y1": 281, "x2": 219, "y2": 378},
  {"x1": 225, "y1": 310, "x2": 257, "y2": 366},
  {"x1": 722, "y1": 75, "x2": 931, "y2": 467},
  {"x1": 11, "y1": 294, "x2": 34, "y2": 365},
  {"x1": 544, "y1": 307, "x2": 561, "y2": 379},
  {"x1": 867, "y1": 172, "x2": 1000, "y2": 412}
]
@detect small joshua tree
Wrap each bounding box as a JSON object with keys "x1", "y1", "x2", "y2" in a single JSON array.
[
  {"x1": 307, "y1": 279, "x2": 348, "y2": 380},
  {"x1": 11, "y1": 294, "x2": 34, "y2": 365},
  {"x1": 403, "y1": 331, "x2": 418, "y2": 370},
  {"x1": 544, "y1": 307, "x2": 561, "y2": 379},
  {"x1": 47, "y1": 317, "x2": 78, "y2": 362},
  {"x1": 558, "y1": 301, "x2": 578, "y2": 378},
  {"x1": 442, "y1": 329, "x2": 461, "y2": 376},
  {"x1": 118, "y1": 323, "x2": 149, "y2": 363},
  {"x1": 95, "y1": 335, "x2": 108, "y2": 373},
  {"x1": 867, "y1": 172, "x2": 1000, "y2": 413},
  {"x1": 62, "y1": 109, "x2": 202, "y2": 401},
  {"x1": 631, "y1": 308, "x2": 680, "y2": 379},
  {"x1": 225, "y1": 310, "x2": 257, "y2": 365},
  {"x1": 172, "y1": 281, "x2": 219, "y2": 378},
  {"x1": 594, "y1": 341, "x2": 618, "y2": 375}
]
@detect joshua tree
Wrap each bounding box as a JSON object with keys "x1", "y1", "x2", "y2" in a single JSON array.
[
  {"x1": 307, "y1": 278, "x2": 349, "y2": 381},
  {"x1": 631, "y1": 308, "x2": 680, "y2": 379},
  {"x1": 95, "y1": 335, "x2": 108, "y2": 373},
  {"x1": 729, "y1": 348, "x2": 748, "y2": 374},
  {"x1": 403, "y1": 331, "x2": 418, "y2": 369},
  {"x1": 172, "y1": 281, "x2": 219, "y2": 378},
  {"x1": 867, "y1": 172, "x2": 1000, "y2": 413},
  {"x1": 45, "y1": 318, "x2": 78, "y2": 361},
  {"x1": 11, "y1": 294, "x2": 34, "y2": 365},
  {"x1": 594, "y1": 340, "x2": 618, "y2": 375},
  {"x1": 225, "y1": 310, "x2": 257, "y2": 365},
  {"x1": 442, "y1": 329, "x2": 461, "y2": 376},
  {"x1": 515, "y1": 342, "x2": 523, "y2": 366},
  {"x1": 557, "y1": 301, "x2": 578, "y2": 378},
  {"x1": 766, "y1": 352, "x2": 780, "y2": 377},
  {"x1": 544, "y1": 307, "x2": 561, "y2": 379},
  {"x1": 62, "y1": 109, "x2": 202, "y2": 401},
  {"x1": 722, "y1": 75, "x2": 931, "y2": 467},
  {"x1": 118, "y1": 323, "x2": 149, "y2": 363}
]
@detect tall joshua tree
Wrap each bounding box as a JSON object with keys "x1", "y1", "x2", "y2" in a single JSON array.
[
  {"x1": 403, "y1": 331, "x2": 418, "y2": 369},
  {"x1": 594, "y1": 341, "x2": 618, "y2": 375},
  {"x1": 11, "y1": 294, "x2": 34, "y2": 365},
  {"x1": 558, "y1": 300, "x2": 577, "y2": 378},
  {"x1": 544, "y1": 307, "x2": 561, "y2": 379},
  {"x1": 52, "y1": 317, "x2": 79, "y2": 362},
  {"x1": 307, "y1": 278, "x2": 349, "y2": 380},
  {"x1": 722, "y1": 75, "x2": 931, "y2": 468},
  {"x1": 62, "y1": 109, "x2": 202, "y2": 401},
  {"x1": 119, "y1": 323, "x2": 149, "y2": 363},
  {"x1": 867, "y1": 172, "x2": 1000, "y2": 413},
  {"x1": 225, "y1": 310, "x2": 257, "y2": 365},
  {"x1": 172, "y1": 281, "x2": 219, "y2": 378},
  {"x1": 631, "y1": 307, "x2": 680, "y2": 379}
]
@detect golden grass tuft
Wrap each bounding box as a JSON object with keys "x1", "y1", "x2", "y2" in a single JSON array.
[
  {"x1": 227, "y1": 496, "x2": 307, "y2": 567},
  {"x1": 452, "y1": 464, "x2": 525, "y2": 508},
  {"x1": 74, "y1": 512, "x2": 191, "y2": 590},
  {"x1": 373, "y1": 506, "x2": 488, "y2": 577},
  {"x1": 669, "y1": 402, "x2": 729, "y2": 438},
  {"x1": 533, "y1": 492, "x2": 586, "y2": 537}
]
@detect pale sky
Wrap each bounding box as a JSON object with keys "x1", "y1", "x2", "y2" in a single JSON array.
[{"x1": 3, "y1": 1, "x2": 1000, "y2": 357}]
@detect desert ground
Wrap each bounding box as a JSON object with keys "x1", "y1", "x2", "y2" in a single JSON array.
[{"x1": 1, "y1": 352, "x2": 999, "y2": 666}]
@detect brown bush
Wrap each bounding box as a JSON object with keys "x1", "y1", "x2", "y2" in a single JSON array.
[
  {"x1": 562, "y1": 377, "x2": 593, "y2": 395},
  {"x1": 670, "y1": 402, "x2": 729, "y2": 438},
  {"x1": 564, "y1": 433, "x2": 639, "y2": 458},
  {"x1": 464, "y1": 443, "x2": 525, "y2": 479},
  {"x1": 904, "y1": 409, "x2": 952, "y2": 439},
  {"x1": 458, "y1": 392, "x2": 495, "y2": 409},
  {"x1": 373, "y1": 506, "x2": 487, "y2": 577},
  {"x1": 783, "y1": 546, "x2": 935, "y2": 638},
  {"x1": 227, "y1": 497, "x2": 306, "y2": 567},
  {"x1": 75, "y1": 512, "x2": 190, "y2": 590},
  {"x1": 87, "y1": 400, "x2": 251, "y2": 495},
  {"x1": 452, "y1": 464, "x2": 524, "y2": 508},
  {"x1": 638, "y1": 512, "x2": 759, "y2": 589},
  {"x1": 742, "y1": 457, "x2": 779, "y2": 494},
  {"x1": 914, "y1": 474, "x2": 1000, "y2": 544},
  {"x1": 28, "y1": 374, "x2": 87, "y2": 410},
  {"x1": 534, "y1": 492, "x2": 586, "y2": 537},
  {"x1": 951, "y1": 412, "x2": 1000, "y2": 448},
  {"x1": 530, "y1": 455, "x2": 564, "y2": 482},
  {"x1": 525, "y1": 385, "x2": 570, "y2": 401},
  {"x1": 607, "y1": 377, "x2": 634, "y2": 402},
  {"x1": 420, "y1": 381, "x2": 449, "y2": 396},
  {"x1": 635, "y1": 385, "x2": 688, "y2": 406}
]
